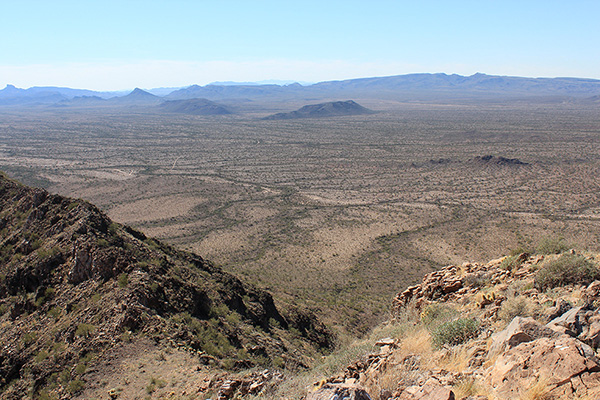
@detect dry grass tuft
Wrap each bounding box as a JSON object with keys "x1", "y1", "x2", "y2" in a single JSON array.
[{"x1": 520, "y1": 378, "x2": 552, "y2": 400}]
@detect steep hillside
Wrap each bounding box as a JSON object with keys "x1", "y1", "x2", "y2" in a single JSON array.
[
  {"x1": 0, "y1": 173, "x2": 332, "y2": 399},
  {"x1": 263, "y1": 100, "x2": 373, "y2": 120},
  {"x1": 305, "y1": 245, "x2": 600, "y2": 400}
]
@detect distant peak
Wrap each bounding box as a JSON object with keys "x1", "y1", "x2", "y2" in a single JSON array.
[
  {"x1": 5, "y1": 84, "x2": 17, "y2": 89},
  {"x1": 126, "y1": 88, "x2": 156, "y2": 97}
]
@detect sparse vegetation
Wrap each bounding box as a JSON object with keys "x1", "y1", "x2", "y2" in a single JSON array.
[
  {"x1": 430, "y1": 318, "x2": 480, "y2": 348},
  {"x1": 536, "y1": 236, "x2": 571, "y2": 255},
  {"x1": 420, "y1": 303, "x2": 458, "y2": 329},
  {"x1": 75, "y1": 323, "x2": 96, "y2": 337},
  {"x1": 499, "y1": 295, "x2": 540, "y2": 322},
  {"x1": 535, "y1": 254, "x2": 600, "y2": 290},
  {"x1": 118, "y1": 273, "x2": 129, "y2": 288}
]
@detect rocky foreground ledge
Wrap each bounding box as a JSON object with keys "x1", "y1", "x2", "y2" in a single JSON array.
[{"x1": 308, "y1": 251, "x2": 600, "y2": 400}]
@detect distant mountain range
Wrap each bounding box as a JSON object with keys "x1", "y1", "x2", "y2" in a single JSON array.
[{"x1": 2, "y1": 73, "x2": 600, "y2": 108}]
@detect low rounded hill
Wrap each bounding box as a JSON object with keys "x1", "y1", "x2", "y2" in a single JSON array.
[{"x1": 263, "y1": 100, "x2": 373, "y2": 120}]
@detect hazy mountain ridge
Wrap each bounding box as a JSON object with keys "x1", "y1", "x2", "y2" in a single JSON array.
[{"x1": 3, "y1": 73, "x2": 600, "y2": 107}]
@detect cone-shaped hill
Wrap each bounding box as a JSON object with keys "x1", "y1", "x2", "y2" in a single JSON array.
[
  {"x1": 110, "y1": 88, "x2": 161, "y2": 105},
  {"x1": 0, "y1": 172, "x2": 332, "y2": 399},
  {"x1": 263, "y1": 100, "x2": 373, "y2": 120}
]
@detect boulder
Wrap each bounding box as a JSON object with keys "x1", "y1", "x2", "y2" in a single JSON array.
[
  {"x1": 398, "y1": 378, "x2": 455, "y2": 400},
  {"x1": 486, "y1": 336, "x2": 600, "y2": 399},
  {"x1": 488, "y1": 316, "x2": 559, "y2": 356},
  {"x1": 306, "y1": 383, "x2": 372, "y2": 400}
]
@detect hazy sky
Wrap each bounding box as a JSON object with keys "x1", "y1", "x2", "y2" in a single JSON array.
[{"x1": 1, "y1": 0, "x2": 599, "y2": 90}]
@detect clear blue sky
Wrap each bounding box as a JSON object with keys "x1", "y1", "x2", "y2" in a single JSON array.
[{"x1": 1, "y1": 0, "x2": 599, "y2": 90}]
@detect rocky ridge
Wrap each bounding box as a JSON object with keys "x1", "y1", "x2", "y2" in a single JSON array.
[
  {"x1": 0, "y1": 172, "x2": 333, "y2": 399},
  {"x1": 309, "y1": 250, "x2": 600, "y2": 400}
]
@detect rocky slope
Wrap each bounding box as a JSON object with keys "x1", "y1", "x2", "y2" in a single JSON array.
[
  {"x1": 0, "y1": 172, "x2": 333, "y2": 399},
  {"x1": 308, "y1": 248, "x2": 600, "y2": 400}
]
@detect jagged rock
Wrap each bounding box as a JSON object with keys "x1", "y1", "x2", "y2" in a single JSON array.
[
  {"x1": 548, "y1": 306, "x2": 600, "y2": 348},
  {"x1": 306, "y1": 383, "x2": 372, "y2": 400},
  {"x1": 545, "y1": 298, "x2": 573, "y2": 321},
  {"x1": 583, "y1": 280, "x2": 600, "y2": 305},
  {"x1": 488, "y1": 316, "x2": 560, "y2": 356},
  {"x1": 398, "y1": 378, "x2": 455, "y2": 400},
  {"x1": 486, "y1": 336, "x2": 600, "y2": 399}
]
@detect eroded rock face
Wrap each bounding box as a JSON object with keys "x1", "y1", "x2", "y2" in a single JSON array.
[{"x1": 486, "y1": 336, "x2": 600, "y2": 399}]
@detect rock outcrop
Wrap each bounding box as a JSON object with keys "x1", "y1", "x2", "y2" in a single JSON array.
[{"x1": 310, "y1": 251, "x2": 600, "y2": 400}]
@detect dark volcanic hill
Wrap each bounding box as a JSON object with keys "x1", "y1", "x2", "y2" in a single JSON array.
[
  {"x1": 158, "y1": 98, "x2": 232, "y2": 115},
  {"x1": 472, "y1": 155, "x2": 529, "y2": 166},
  {"x1": 0, "y1": 172, "x2": 332, "y2": 399},
  {"x1": 263, "y1": 100, "x2": 373, "y2": 120}
]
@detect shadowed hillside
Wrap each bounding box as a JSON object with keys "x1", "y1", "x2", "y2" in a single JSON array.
[{"x1": 0, "y1": 173, "x2": 333, "y2": 399}]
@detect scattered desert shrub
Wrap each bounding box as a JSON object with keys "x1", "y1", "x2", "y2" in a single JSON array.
[
  {"x1": 420, "y1": 303, "x2": 458, "y2": 329},
  {"x1": 500, "y1": 254, "x2": 525, "y2": 271},
  {"x1": 75, "y1": 323, "x2": 96, "y2": 337},
  {"x1": 536, "y1": 236, "x2": 570, "y2": 255},
  {"x1": 36, "y1": 246, "x2": 60, "y2": 259},
  {"x1": 462, "y1": 272, "x2": 492, "y2": 288},
  {"x1": 67, "y1": 379, "x2": 85, "y2": 394},
  {"x1": 34, "y1": 350, "x2": 49, "y2": 363},
  {"x1": 117, "y1": 273, "x2": 128, "y2": 288},
  {"x1": 499, "y1": 296, "x2": 540, "y2": 322},
  {"x1": 535, "y1": 254, "x2": 600, "y2": 290},
  {"x1": 431, "y1": 318, "x2": 479, "y2": 348}
]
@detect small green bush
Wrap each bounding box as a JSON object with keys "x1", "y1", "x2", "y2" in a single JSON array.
[
  {"x1": 431, "y1": 318, "x2": 480, "y2": 348},
  {"x1": 118, "y1": 273, "x2": 128, "y2": 288},
  {"x1": 34, "y1": 350, "x2": 49, "y2": 363},
  {"x1": 535, "y1": 254, "x2": 600, "y2": 290},
  {"x1": 67, "y1": 379, "x2": 85, "y2": 394},
  {"x1": 75, "y1": 323, "x2": 96, "y2": 337},
  {"x1": 536, "y1": 236, "x2": 570, "y2": 255},
  {"x1": 500, "y1": 254, "x2": 526, "y2": 271}
]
